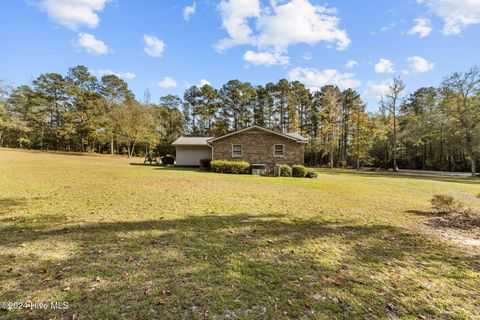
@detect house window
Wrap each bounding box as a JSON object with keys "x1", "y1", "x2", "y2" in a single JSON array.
[
  {"x1": 274, "y1": 144, "x2": 284, "y2": 157},
  {"x1": 232, "y1": 144, "x2": 243, "y2": 157}
]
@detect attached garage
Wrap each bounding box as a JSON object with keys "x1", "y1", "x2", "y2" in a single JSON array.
[{"x1": 172, "y1": 137, "x2": 212, "y2": 166}]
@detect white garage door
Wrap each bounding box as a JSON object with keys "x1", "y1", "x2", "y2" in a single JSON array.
[{"x1": 175, "y1": 146, "x2": 212, "y2": 166}]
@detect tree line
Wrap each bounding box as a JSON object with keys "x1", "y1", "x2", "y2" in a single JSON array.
[{"x1": 1, "y1": 65, "x2": 479, "y2": 176}]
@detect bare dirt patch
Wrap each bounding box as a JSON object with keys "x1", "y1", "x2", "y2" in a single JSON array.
[{"x1": 426, "y1": 213, "x2": 480, "y2": 251}]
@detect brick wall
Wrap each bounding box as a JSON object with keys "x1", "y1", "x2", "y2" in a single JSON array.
[{"x1": 210, "y1": 128, "x2": 305, "y2": 171}]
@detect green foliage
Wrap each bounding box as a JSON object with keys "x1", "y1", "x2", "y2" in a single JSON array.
[
  {"x1": 431, "y1": 194, "x2": 472, "y2": 215},
  {"x1": 199, "y1": 158, "x2": 211, "y2": 168},
  {"x1": 292, "y1": 165, "x2": 307, "y2": 177},
  {"x1": 278, "y1": 164, "x2": 292, "y2": 177},
  {"x1": 3, "y1": 63, "x2": 480, "y2": 178},
  {"x1": 305, "y1": 169, "x2": 318, "y2": 178},
  {"x1": 112, "y1": 101, "x2": 158, "y2": 157},
  {"x1": 211, "y1": 160, "x2": 250, "y2": 174}
]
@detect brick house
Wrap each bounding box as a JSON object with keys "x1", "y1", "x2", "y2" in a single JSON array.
[{"x1": 172, "y1": 126, "x2": 308, "y2": 172}]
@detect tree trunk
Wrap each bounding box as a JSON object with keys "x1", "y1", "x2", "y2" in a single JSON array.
[
  {"x1": 471, "y1": 157, "x2": 477, "y2": 177},
  {"x1": 110, "y1": 138, "x2": 114, "y2": 155},
  {"x1": 392, "y1": 116, "x2": 398, "y2": 172},
  {"x1": 329, "y1": 142, "x2": 334, "y2": 169},
  {"x1": 128, "y1": 142, "x2": 136, "y2": 158},
  {"x1": 40, "y1": 125, "x2": 44, "y2": 150}
]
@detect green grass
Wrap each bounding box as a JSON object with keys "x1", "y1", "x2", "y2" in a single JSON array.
[{"x1": 0, "y1": 149, "x2": 479, "y2": 319}]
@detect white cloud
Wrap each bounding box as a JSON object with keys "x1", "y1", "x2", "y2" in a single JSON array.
[
  {"x1": 94, "y1": 69, "x2": 136, "y2": 80},
  {"x1": 143, "y1": 34, "x2": 166, "y2": 58},
  {"x1": 183, "y1": 2, "x2": 197, "y2": 21},
  {"x1": 287, "y1": 67, "x2": 361, "y2": 90},
  {"x1": 36, "y1": 0, "x2": 110, "y2": 30},
  {"x1": 374, "y1": 58, "x2": 395, "y2": 74},
  {"x1": 408, "y1": 18, "x2": 432, "y2": 38},
  {"x1": 363, "y1": 80, "x2": 392, "y2": 100},
  {"x1": 407, "y1": 56, "x2": 435, "y2": 73},
  {"x1": 197, "y1": 79, "x2": 211, "y2": 87},
  {"x1": 345, "y1": 60, "x2": 358, "y2": 69},
  {"x1": 243, "y1": 50, "x2": 289, "y2": 66},
  {"x1": 216, "y1": 0, "x2": 350, "y2": 61},
  {"x1": 417, "y1": 0, "x2": 480, "y2": 35},
  {"x1": 76, "y1": 33, "x2": 108, "y2": 55},
  {"x1": 157, "y1": 77, "x2": 177, "y2": 88}
]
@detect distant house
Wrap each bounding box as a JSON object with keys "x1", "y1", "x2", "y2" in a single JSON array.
[{"x1": 172, "y1": 126, "x2": 308, "y2": 170}]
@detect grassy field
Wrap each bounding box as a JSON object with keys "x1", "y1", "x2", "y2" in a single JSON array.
[{"x1": 1, "y1": 149, "x2": 479, "y2": 319}]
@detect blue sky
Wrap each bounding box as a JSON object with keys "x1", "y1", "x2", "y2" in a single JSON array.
[{"x1": 1, "y1": 0, "x2": 479, "y2": 110}]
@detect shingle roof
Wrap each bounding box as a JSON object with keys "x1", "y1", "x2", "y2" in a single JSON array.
[
  {"x1": 173, "y1": 127, "x2": 308, "y2": 147},
  {"x1": 284, "y1": 132, "x2": 308, "y2": 142},
  {"x1": 206, "y1": 126, "x2": 308, "y2": 143},
  {"x1": 172, "y1": 137, "x2": 213, "y2": 146}
]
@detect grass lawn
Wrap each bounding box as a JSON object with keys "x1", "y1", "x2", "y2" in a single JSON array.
[{"x1": 1, "y1": 149, "x2": 479, "y2": 319}]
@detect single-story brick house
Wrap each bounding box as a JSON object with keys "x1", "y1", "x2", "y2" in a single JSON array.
[{"x1": 172, "y1": 126, "x2": 308, "y2": 171}]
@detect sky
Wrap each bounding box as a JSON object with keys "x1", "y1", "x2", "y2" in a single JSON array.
[{"x1": 1, "y1": 0, "x2": 479, "y2": 111}]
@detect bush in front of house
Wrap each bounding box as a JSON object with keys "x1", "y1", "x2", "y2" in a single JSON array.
[
  {"x1": 431, "y1": 194, "x2": 472, "y2": 216},
  {"x1": 211, "y1": 160, "x2": 250, "y2": 174},
  {"x1": 199, "y1": 158, "x2": 211, "y2": 168},
  {"x1": 278, "y1": 164, "x2": 292, "y2": 177},
  {"x1": 305, "y1": 169, "x2": 318, "y2": 178},
  {"x1": 162, "y1": 155, "x2": 175, "y2": 165},
  {"x1": 292, "y1": 165, "x2": 308, "y2": 177}
]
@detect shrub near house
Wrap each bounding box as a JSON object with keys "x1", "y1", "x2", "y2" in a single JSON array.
[
  {"x1": 292, "y1": 165, "x2": 308, "y2": 177},
  {"x1": 211, "y1": 160, "x2": 250, "y2": 174},
  {"x1": 210, "y1": 161, "x2": 317, "y2": 179}
]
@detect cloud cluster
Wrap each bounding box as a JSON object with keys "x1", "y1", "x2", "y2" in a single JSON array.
[
  {"x1": 157, "y1": 77, "x2": 178, "y2": 88},
  {"x1": 34, "y1": 0, "x2": 112, "y2": 56},
  {"x1": 374, "y1": 58, "x2": 395, "y2": 74},
  {"x1": 408, "y1": 18, "x2": 432, "y2": 38},
  {"x1": 363, "y1": 80, "x2": 392, "y2": 100},
  {"x1": 243, "y1": 50, "x2": 289, "y2": 66},
  {"x1": 417, "y1": 0, "x2": 480, "y2": 35},
  {"x1": 183, "y1": 2, "x2": 197, "y2": 21},
  {"x1": 345, "y1": 60, "x2": 358, "y2": 69},
  {"x1": 197, "y1": 79, "x2": 211, "y2": 87},
  {"x1": 94, "y1": 69, "x2": 136, "y2": 80},
  {"x1": 287, "y1": 67, "x2": 360, "y2": 91},
  {"x1": 76, "y1": 33, "x2": 108, "y2": 55},
  {"x1": 36, "y1": 0, "x2": 110, "y2": 30},
  {"x1": 143, "y1": 35, "x2": 166, "y2": 58},
  {"x1": 217, "y1": 0, "x2": 350, "y2": 65},
  {"x1": 407, "y1": 56, "x2": 435, "y2": 73}
]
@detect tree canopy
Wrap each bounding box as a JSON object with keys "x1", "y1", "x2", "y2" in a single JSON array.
[{"x1": 1, "y1": 65, "x2": 479, "y2": 175}]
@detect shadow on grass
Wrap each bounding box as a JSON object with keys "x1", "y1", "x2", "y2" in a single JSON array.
[
  {"x1": 318, "y1": 169, "x2": 480, "y2": 185},
  {"x1": 1, "y1": 214, "x2": 479, "y2": 319},
  {"x1": 129, "y1": 163, "x2": 212, "y2": 173},
  {"x1": 404, "y1": 209, "x2": 435, "y2": 216},
  {"x1": 0, "y1": 197, "x2": 30, "y2": 215}
]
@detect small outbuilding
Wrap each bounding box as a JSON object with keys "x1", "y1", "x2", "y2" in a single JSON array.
[{"x1": 171, "y1": 136, "x2": 213, "y2": 166}]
